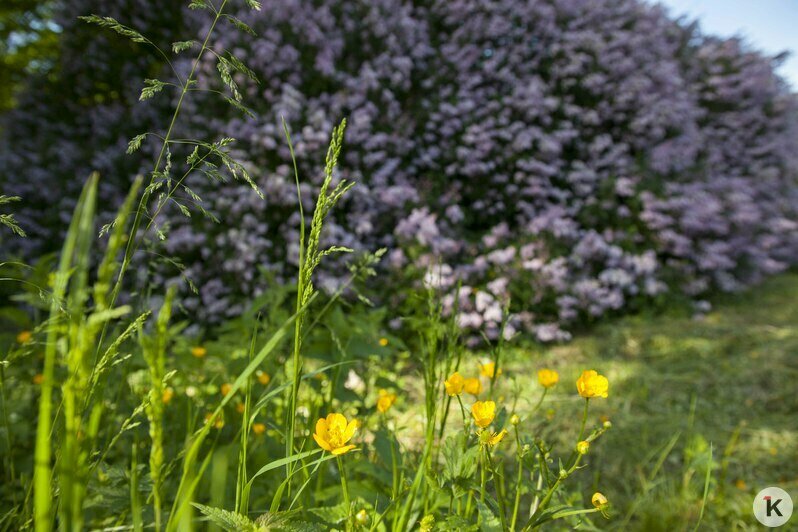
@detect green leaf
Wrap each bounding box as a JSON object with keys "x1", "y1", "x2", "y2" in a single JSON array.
[
  {"x1": 309, "y1": 502, "x2": 349, "y2": 525},
  {"x1": 438, "y1": 515, "x2": 478, "y2": 531},
  {"x1": 476, "y1": 500, "x2": 502, "y2": 532},
  {"x1": 191, "y1": 503, "x2": 258, "y2": 532}
]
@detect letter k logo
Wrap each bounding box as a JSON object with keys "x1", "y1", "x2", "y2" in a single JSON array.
[
  {"x1": 765, "y1": 496, "x2": 783, "y2": 517},
  {"x1": 755, "y1": 488, "x2": 792, "y2": 526}
]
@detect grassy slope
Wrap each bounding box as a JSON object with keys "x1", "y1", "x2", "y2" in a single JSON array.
[{"x1": 501, "y1": 272, "x2": 798, "y2": 531}]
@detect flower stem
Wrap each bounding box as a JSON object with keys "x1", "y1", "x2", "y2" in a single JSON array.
[
  {"x1": 337, "y1": 456, "x2": 351, "y2": 527},
  {"x1": 578, "y1": 398, "x2": 590, "y2": 442},
  {"x1": 510, "y1": 427, "x2": 524, "y2": 530},
  {"x1": 531, "y1": 388, "x2": 548, "y2": 414},
  {"x1": 486, "y1": 448, "x2": 508, "y2": 529},
  {"x1": 478, "y1": 447, "x2": 487, "y2": 523}
]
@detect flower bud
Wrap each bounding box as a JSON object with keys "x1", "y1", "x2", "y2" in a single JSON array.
[
  {"x1": 576, "y1": 440, "x2": 590, "y2": 455},
  {"x1": 355, "y1": 509, "x2": 368, "y2": 525},
  {"x1": 592, "y1": 492, "x2": 608, "y2": 508},
  {"x1": 510, "y1": 414, "x2": 520, "y2": 425}
]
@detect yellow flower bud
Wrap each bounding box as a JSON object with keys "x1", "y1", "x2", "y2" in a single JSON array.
[
  {"x1": 376, "y1": 389, "x2": 397, "y2": 413},
  {"x1": 378, "y1": 337, "x2": 389, "y2": 347},
  {"x1": 420, "y1": 515, "x2": 435, "y2": 532},
  {"x1": 205, "y1": 413, "x2": 224, "y2": 429},
  {"x1": 510, "y1": 414, "x2": 520, "y2": 425},
  {"x1": 592, "y1": 492, "x2": 608, "y2": 508},
  {"x1": 162, "y1": 387, "x2": 174, "y2": 404},
  {"x1": 252, "y1": 422, "x2": 266, "y2": 435},
  {"x1": 355, "y1": 509, "x2": 369, "y2": 525},
  {"x1": 220, "y1": 383, "x2": 232, "y2": 396},
  {"x1": 191, "y1": 346, "x2": 207, "y2": 358},
  {"x1": 256, "y1": 370, "x2": 271, "y2": 385}
]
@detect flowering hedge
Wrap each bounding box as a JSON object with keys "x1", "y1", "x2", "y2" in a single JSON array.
[{"x1": 2, "y1": 0, "x2": 797, "y2": 339}]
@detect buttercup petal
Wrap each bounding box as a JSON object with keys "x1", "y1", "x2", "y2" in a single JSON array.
[
  {"x1": 328, "y1": 413, "x2": 346, "y2": 432},
  {"x1": 313, "y1": 433, "x2": 332, "y2": 452},
  {"x1": 316, "y1": 418, "x2": 328, "y2": 437},
  {"x1": 343, "y1": 419, "x2": 358, "y2": 442},
  {"x1": 332, "y1": 444, "x2": 357, "y2": 455}
]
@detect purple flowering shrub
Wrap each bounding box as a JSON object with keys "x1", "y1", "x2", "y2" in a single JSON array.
[{"x1": 1, "y1": 0, "x2": 796, "y2": 339}]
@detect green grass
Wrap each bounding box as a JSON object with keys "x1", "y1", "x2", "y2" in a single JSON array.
[{"x1": 496, "y1": 272, "x2": 798, "y2": 530}]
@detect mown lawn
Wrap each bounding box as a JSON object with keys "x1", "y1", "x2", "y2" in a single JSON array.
[{"x1": 491, "y1": 272, "x2": 798, "y2": 530}]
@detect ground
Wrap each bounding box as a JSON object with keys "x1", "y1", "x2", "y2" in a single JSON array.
[{"x1": 494, "y1": 272, "x2": 798, "y2": 530}]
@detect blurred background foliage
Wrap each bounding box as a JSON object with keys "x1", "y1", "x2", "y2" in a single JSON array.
[{"x1": 0, "y1": 0, "x2": 59, "y2": 113}]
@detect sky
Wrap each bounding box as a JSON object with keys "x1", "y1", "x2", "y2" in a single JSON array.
[{"x1": 652, "y1": 0, "x2": 798, "y2": 89}]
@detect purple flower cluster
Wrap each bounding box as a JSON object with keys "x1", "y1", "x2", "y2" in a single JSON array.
[{"x1": 2, "y1": 0, "x2": 797, "y2": 340}]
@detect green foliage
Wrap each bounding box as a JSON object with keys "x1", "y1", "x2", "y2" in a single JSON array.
[
  {"x1": 0, "y1": 195, "x2": 26, "y2": 237},
  {"x1": 192, "y1": 503, "x2": 260, "y2": 531},
  {"x1": 0, "y1": 0, "x2": 58, "y2": 112}
]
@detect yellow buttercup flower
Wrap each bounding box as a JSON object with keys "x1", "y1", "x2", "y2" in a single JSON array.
[
  {"x1": 537, "y1": 368, "x2": 559, "y2": 388},
  {"x1": 162, "y1": 387, "x2": 174, "y2": 404},
  {"x1": 487, "y1": 429, "x2": 508, "y2": 446},
  {"x1": 236, "y1": 403, "x2": 245, "y2": 414},
  {"x1": 313, "y1": 413, "x2": 358, "y2": 455},
  {"x1": 471, "y1": 400, "x2": 496, "y2": 428},
  {"x1": 592, "y1": 492, "x2": 608, "y2": 508},
  {"x1": 220, "y1": 383, "x2": 232, "y2": 396},
  {"x1": 256, "y1": 370, "x2": 271, "y2": 385},
  {"x1": 16, "y1": 330, "x2": 32, "y2": 344},
  {"x1": 576, "y1": 440, "x2": 590, "y2": 455},
  {"x1": 252, "y1": 422, "x2": 266, "y2": 435},
  {"x1": 576, "y1": 370, "x2": 609, "y2": 399},
  {"x1": 444, "y1": 371, "x2": 465, "y2": 396},
  {"x1": 377, "y1": 389, "x2": 397, "y2": 413},
  {"x1": 191, "y1": 346, "x2": 207, "y2": 358},
  {"x1": 463, "y1": 377, "x2": 482, "y2": 396},
  {"x1": 378, "y1": 337, "x2": 389, "y2": 347},
  {"x1": 479, "y1": 361, "x2": 501, "y2": 378}
]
